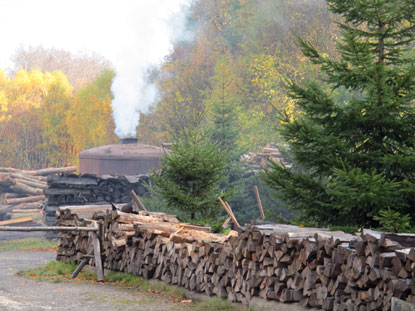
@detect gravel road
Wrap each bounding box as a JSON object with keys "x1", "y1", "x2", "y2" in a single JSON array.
[{"x1": 0, "y1": 251, "x2": 192, "y2": 311}]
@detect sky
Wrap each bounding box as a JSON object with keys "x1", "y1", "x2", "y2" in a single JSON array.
[
  {"x1": 0, "y1": 0, "x2": 188, "y2": 70},
  {"x1": 0, "y1": 0, "x2": 191, "y2": 137}
]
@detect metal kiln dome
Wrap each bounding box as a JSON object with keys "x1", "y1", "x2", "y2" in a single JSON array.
[{"x1": 79, "y1": 139, "x2": 163, "y2": 175}]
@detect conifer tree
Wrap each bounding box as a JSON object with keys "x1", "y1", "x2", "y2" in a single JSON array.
[
  {"x1": 262, "y1": 0, "x2": 415, "y2": 226},
  {"x1": 152, "y1": 132, "x2": 228, "y2": 222}
]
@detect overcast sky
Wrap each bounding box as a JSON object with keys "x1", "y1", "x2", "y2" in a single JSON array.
[{"x1": 0, "y1": 0, "x2": 189, "y2": 70}]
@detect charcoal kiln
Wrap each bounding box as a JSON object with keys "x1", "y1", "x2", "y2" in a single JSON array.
[{"x1": 79, "y1": 138, "x2": 163, "y2": 175}]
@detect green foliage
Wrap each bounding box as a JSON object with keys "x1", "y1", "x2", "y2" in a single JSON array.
[
  {"x1": 373, "y1": 208, "x2": 412, "y2": 233},
  {"x1": 263, "y1": 0, "x2": 415, "y2": 227},
  {"x1": 152, "y1": 132, "x2": 229, "y2": 221}
]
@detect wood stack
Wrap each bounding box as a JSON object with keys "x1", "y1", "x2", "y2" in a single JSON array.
[
  {"x1": 0, "y1": 166, "x2": 76, "y2": 221},
  {"x1": 242, "y1": 143, "x2": 288, "y2": 171},
  {"x1": 43, "y1": 173, "x2": 150, "y2": 227},
  {"x1": 56, "y1": 210, "x2": 415, "y2": 310}
]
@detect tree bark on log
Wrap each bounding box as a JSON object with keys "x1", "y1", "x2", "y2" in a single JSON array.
[
  {"x1": 10, "y1": 182, "x2": 43, "y2": 195},
  {"x1": 5, "y1": 195, "x2": 45, "y2": 205}
]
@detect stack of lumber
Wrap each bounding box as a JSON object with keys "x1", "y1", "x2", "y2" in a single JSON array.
[
  {"x1": 43, "y1": 173, "x2": 150, "y2": 227},
  {"x1": 0, "y1": 166, "x2": 76, "y2": 221},
  {"x1": 242, "y1": 143, "x2": 287, "y2": 171},
  {"x1": 56, "y1": 210, "x2": 415, "y2": 310}
]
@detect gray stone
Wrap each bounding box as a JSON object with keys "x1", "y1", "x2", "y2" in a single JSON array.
[
  {"x1": 392, "y1": 298, "x2": 415, "y2": 311},
  {"x1": 249, "y1": 297, "x2": 312, "y2": 311}
]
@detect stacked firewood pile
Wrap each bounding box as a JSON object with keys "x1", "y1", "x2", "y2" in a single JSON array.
[
  {"x1": 242, "y1": 143, "x2": 287, "y2": 170},
  {"x1": 43, "y1": 173, "x2": 150, "y2": 227},
  {"x1": 0, "y1": 166, "x2": 76, "y2": 221},
  {"x1": 56, "y1": 209, "x2": 415, "y2": 310}
]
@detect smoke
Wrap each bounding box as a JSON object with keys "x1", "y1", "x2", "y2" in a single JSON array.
[{"x1": 110, "y1": 0, "x2": 191, "y2": 138}]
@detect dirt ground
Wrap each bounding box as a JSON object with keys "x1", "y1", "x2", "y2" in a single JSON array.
[{"x1": 0, "y1": 250, "x2": 199, "y2": 311}]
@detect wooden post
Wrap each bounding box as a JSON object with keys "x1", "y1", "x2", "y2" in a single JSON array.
[
  {"x1": 92, "y1": 221, "x2": 104, "y2": 282},
  {"x1": 254, "y1": 185, "x2": 265, "y2": 220}
]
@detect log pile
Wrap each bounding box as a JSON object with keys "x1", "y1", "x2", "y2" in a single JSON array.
[
  {"x1": 43, "y1": 173, "x2": 150, "y2": 227},
  {"x1": 242, "y1": 143, "x2": 287, "y2": 171},
  {"x1": 57, "y1": 210, "x2": 415, "y2": 310},
  {"x1": 0, "y1": 166, "x2": 76, "y2": 221}
]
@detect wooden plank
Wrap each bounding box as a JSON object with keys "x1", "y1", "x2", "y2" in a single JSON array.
[
  {"x1": 0, "y1": 225, "x2": 98, "y2": 231},
  {"x1": 0, "y1": 217, "x2": 33, "y2": 226},
  {"x1": 12, "y1": 209, "x2": 41, "y2": 213}
]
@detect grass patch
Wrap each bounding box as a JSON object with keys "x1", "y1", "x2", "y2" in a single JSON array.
[
  {"x1": 17, "y1": 260, "x2": 96, "y2": 282},
  {"x1": 0, "y1": 238, "x2": 57, "y2": 252},
  {"x1": 105, "y1": 270, "x2": 186, "y2": 299},
  {"x1": 19, "y1": 260, "x2": 186, "y2": 299},
  {"x1": 194, "y1": 297, "x2": 237, "y2": 311},
  {"x1": 19, "y1": 260, "x2": 241, "y2": 310}
]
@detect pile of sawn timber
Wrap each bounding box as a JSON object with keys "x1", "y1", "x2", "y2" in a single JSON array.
[
  {"x1": 43, "y1": 173, "x2": 149, "y2": 227},
  {"x1": 56, "y1": 207, "x2": 415, "y2": 310},
  {"x1": 0, "y1": 166, "x2": 76, "y2": 221}
]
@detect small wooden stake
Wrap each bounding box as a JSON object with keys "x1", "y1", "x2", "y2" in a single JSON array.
[
  {"x1": 254, "y1": 186, "x2": 265, "y2": 220},
  {"x1": 131, "y1": 190, "x2": 148, "y2": 211},
  {"x1": 218, "y1": 197, "x2": 241, "y2": 230}
]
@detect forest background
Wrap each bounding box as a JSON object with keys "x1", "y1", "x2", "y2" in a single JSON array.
[{"x1": 0, "y1": 0, "x2": 343, "y2": 223}]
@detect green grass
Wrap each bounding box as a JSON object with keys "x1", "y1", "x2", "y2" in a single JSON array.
[
  {"x1": 0, "y1": 238, "x2": 57, "y2": 252},
  {"x1": 194, "y1": 297, "x2": 237, "y2": 311},
  {"x1": 105, "y1": 270, "x2": 186, "y2": 299},
  {"x1": 19, "y1": 260, "x2": 186, "y2": 299},
  {"x1": 18, "y1": 260, "x2": 242, "y2": 310},
  {"x1": 17, "y1": 260, "x2": 96, "y2": 282}
]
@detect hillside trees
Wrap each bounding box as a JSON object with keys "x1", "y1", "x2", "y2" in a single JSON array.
[
  {"x1": 0, "y1": 68, "x2": 117, "y2": 169},
  {"x1": 66, "y1": 69, "x2": 117, "y2": 154},
  {"x1": 138, "y1": 0, "x2": 340, "y2": 151},
  {"x1": 11, "y1": 46, "x2": 113, "y2": 90},
  {"x1": 262, "y1": 0, "x2": 415, "y2": 227}
]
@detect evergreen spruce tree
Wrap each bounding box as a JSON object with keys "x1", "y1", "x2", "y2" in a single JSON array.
[
  {"x1": 152, "y1": 132, "x2": 229, "y2": 223},
  {"x1": 207, "y1": 55, "x2": 261, "y2": 223},
  {"x1": 262, "y1": 0, "x2": 415, "y2": 227}
]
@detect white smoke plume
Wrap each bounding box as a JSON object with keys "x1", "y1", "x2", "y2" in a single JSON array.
[{"x1": 111, "y1": 0, "x2": 191, "y2": 138}]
